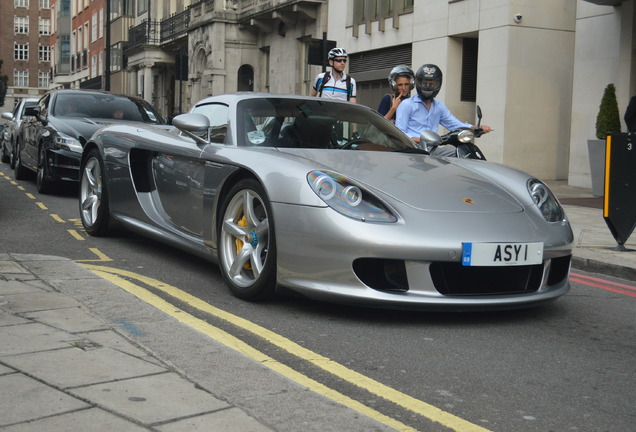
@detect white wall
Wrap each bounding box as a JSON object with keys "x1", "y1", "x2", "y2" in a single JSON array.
[{"x1": 568, "y1": 0, "x2": 632, "y2": 188}]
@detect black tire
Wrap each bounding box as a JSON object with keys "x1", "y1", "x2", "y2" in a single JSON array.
[
  {"x1": 37, "y1": 146, "x2": 56, "y2": 194},
  {"x1": 1, "y1": 142, "x2": 9, "y2": 163},
  {"x1": 79, "y1": 149, "x2": 111, "y2": 236},
  {"x1": 9, "y1": 144, "x2": 16, "y2": 169},
  {"x1": 14, "y1": 145, "x2": 31, "y2": 180},
  {"x1": 218, "y1": 179, "x2": 276, "y2": 301}
]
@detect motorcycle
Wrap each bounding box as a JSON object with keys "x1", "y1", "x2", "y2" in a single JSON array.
[{"x1": 418, "y1": 105, "x2": 488, "y2": 160}]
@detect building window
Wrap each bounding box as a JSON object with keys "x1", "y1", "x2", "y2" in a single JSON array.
[
  {"x1": 91, "y1": 54, "x2": 97, "y2": 77},
  {"x1": 59, "y1": 0, "x2": 70, "y2": 16},
  {"x1": 38, "y1": 71, "x2": 49, "y2": 88},
  {"x1": 91, "y1": 12, "x2": 97, "y2": 42},
  {"x1": 39, "y1": 45, "x2": 50, "y2": 62},
  {"x1": 39, "y1": 0, "x2": 50, "y2": 8},
  {"x1": 39, "y1": 18, "x2": 51, "y2": 35},
  {"x1": 110, "y1": 42, "x2": 122, "y2": 72},
  {"x1": 15, "y1": 0, "x2": 29, "y2": 7},
  {"x1": 14, "y1": 43, "x2": 29, "y2": 61},
  {"x1": 14, "y1": 70, "x2": 29, "y2": 87},
  {"x1": 111, "y1": 0, "x2": 134, "y2": 20},
  {"x1": 460, "y1": 38, "x2": 478, "y2": 102},
  {"x1": 138, "y1": 0, "x2": 147, "y2": 14},
  {"x1": 15, "y1": 16, "x2": 29, "y2": 34},
  {"x1": 98, "y1": 8, "x2": 104, "y2": 38}
]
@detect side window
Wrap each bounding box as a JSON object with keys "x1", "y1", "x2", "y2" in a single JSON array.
[{"x1": 191, "y1": 103, "x2": 229, "y2": 144}]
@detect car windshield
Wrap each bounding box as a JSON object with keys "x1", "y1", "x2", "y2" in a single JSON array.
[
  {"x1": 236, "y1": 98, "x2": 416, "y2": 151},
  {"x1": 53, "y1": 93, "x2": 165, "y2": 123}
]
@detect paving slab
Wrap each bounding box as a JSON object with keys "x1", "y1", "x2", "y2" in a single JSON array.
[
  {"x1": 23, "y1": 306, "x2": 110, "y2": 333},
  {"x1": 0, "y1": 322, "x2": 84, "y2": 356},
  {"x1": 156, "y1": 407, "x2": 275, "y2": 432},
  {"x1": 0, "y1": 408, "x2": 150, "y2": 432},
  {"x1": 0, "y1": 279, "x2": 53, "y2": 294},
  {"x1": 70, "y1": 372, "x2": 231, "y2": 425},
  {"x1": 0, "y1": 374, "x2": 89, "y2": 427},
  {"x1": 0, "y1": 291, "x2": 81, "y2": 314},
  {"x1": 2, "y1": 346, "x2": 167, "y2": 389}
]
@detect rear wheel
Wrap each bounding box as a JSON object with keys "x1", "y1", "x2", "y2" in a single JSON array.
[
  {"x1": 79, "y1": 149, "x2": 111, "y2": 236},
  {"x1": 14, "y1": 144, "x2": 31, "y2": 180},
  {"x1": 37, "y1": 146, "x2": 56, "y2": 194},
  {"x1": 1, "y1": 142, "x2": 9, "y2": 163},
  {"x1": 218, "y1": 179, "x2": 276, "y2": 301},
  {"x1": 9, "y1": 142, "x2": 16, "y2": 169}
]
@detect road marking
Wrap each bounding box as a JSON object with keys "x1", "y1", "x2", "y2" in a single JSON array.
[
  {"x1": 82, "y1": 264, "x2": 492, "y2": 432},
  {"x1": 570, "y1": 272, "x2": 636, "y2": 297},
  {"x1": 88, "y1": 268, "x2": 417, "y2": 432},
  {"x1": 50, "y1": 214, "x2": 66, "y2": 223},
  {"x1": 67, "y1": 229, "x2": 85, "y2": 241},
  {"x1": 26, "y1": 193, "x2": 36, "y2": 199},
  {"x1": 36, "y1": 202, "x2": 48, "y2": 210},
  {"x1": 75, "y1": 248, "x2": 113, "y2": 262},
  {"x1": 17, "y1": 186, "x2": 25, "y2": 191}
]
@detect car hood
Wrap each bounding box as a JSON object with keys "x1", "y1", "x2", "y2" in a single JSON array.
[
  {"x1": 278, "y1": 149, "x2": 525, "y2": 213},
  {"x1": 51, "y1": 117, "x2": 121, "y2": 142}
]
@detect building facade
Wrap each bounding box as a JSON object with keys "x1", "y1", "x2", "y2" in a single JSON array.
[{"x1": 0, "y1": 0, "x2": 52, "y2": 110}]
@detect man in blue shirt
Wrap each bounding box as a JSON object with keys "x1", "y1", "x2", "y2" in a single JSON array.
[{"x1": 396, "y1": 64, "x2": 491, "y2": 155}]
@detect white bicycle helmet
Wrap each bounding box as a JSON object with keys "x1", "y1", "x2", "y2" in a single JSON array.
[{"x1": 328, "y1": 47, "x2": 348, "y2": 59}]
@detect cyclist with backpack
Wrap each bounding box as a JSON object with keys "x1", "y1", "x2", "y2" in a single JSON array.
[{"x1": 310, "y1": 47, "x2": 357, "y2": 103}]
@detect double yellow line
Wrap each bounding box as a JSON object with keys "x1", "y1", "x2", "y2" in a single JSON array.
[{"x1": 82, "y1": 264, "x2": 492, "y2": 432}]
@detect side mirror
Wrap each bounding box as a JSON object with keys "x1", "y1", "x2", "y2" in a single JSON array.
[
  {"x1": 419, "y1": 129, "x2": 442, "y2": 152},
  {"x1": 172, "y1": 113, "x2": 210, "y2": 145},
  {"x1": 1, "y1": 112, "x2": 14, "y2": 121}
]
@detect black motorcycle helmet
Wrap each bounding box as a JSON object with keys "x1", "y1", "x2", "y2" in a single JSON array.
[{"x1": 415, "y1": 64, "x2": 443, "y2": 101}]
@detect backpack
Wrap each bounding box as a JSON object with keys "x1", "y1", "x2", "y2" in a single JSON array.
[{"x1": 318, "y1": 71, "x2": 353, "y2": 101}]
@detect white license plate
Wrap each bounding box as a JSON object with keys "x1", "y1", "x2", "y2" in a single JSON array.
[{"x1": 462, "y1": 242, "x2": 543, "y2": 266}]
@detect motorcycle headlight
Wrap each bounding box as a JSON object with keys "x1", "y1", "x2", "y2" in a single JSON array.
[
  {"x1": 53, "y1": 132, "x2": 83, "y2": 153},
  {"x1": 527, "y1": 179, "x2": 564, "y2": 222},
  {"x1": 457, "y1": 129, "x2": 474, "y2": 143},
  {"x1": 308, "y1": 171, "x2": 398, "y2": 223}
]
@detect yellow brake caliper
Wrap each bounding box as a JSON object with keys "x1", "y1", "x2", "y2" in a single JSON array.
[{"x1": 236, "y1": 215, "x2": 252, "y2": 270}]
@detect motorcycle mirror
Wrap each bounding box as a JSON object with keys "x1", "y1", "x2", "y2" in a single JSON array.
[
  {"x1": 419, "y1": 130, "x2": 442, "y2": 152},
  {"x1": 476, "y1": 105, "x2": 482, "y2": 128}
]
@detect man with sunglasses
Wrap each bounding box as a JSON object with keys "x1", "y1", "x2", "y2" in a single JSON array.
[{"x1": 310, "y1": 47, "x2": 357, "y2": 103}]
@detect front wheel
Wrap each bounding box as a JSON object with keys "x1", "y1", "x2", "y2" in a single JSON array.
[
  {"x1": 79, "y1": 149, "x2": 111, "y2": 236},
  {"x1": 218, "y1": 179, "x2": 276, "y2": 301}
]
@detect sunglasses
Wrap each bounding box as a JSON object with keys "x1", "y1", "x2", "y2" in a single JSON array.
[{"x1": 332, "y1": 58, "x2": 347, "y2": 63}]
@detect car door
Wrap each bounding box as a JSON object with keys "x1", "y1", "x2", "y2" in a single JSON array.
[
  {"x1": 21, "y1": 94, "x2": 50, "y2": 171},
  {"x1": 152, "y1": 103, "x2": 231, "y2": 238}
]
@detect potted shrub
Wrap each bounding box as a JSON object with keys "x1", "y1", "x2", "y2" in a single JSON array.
[{"x1": 588, "y1": 83, "x2": 621, "y2": 196}]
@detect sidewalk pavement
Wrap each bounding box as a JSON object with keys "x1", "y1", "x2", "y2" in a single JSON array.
[{"x1": 1, "y1": 182, "x2": 634, "y2": 431}]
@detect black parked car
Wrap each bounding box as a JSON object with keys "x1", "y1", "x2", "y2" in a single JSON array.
[{"x1": 16, "y1": 89, "x2": 166, "y2": 193}]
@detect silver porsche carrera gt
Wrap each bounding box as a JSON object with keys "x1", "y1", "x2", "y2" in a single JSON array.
[{"x1": 79, "y1": 93, "x2": 573, "y2": 310}]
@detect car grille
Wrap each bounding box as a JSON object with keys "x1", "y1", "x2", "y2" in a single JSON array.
[
  {"x1": 354, "y1": 255, "x2": 571, "y2": 296},
  {"x1": 430, "y1": 255, "x2": 571, "y2": 295}
]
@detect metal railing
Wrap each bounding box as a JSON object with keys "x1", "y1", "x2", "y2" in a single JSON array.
[
  {"x1": 161, "y1": 9, "x2": 190, "y2": 42},
  {"x1": 125, "y1": 20, "x2": 160, "y2": 51}
]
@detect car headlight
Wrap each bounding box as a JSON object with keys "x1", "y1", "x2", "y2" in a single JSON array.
[
  {"x1": 527, "y1": 179, "x2": 564, "y2": 222},
  {"x1": 308, "y1": 171, "x2": 398, "y2": 223},
  {"x1": 53, "y1": 132, "x2": 83, "y2": 153},
  {"x1": 457, "y1": 129, "x2": 474, "y2": 143}
]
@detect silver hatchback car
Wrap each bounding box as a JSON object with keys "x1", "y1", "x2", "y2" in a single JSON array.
[{"x1": 1, "y1": 97, "x2": 39, "y2": 168}]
